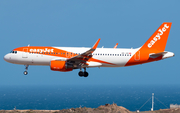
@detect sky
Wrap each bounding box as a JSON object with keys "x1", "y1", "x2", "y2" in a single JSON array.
[{"x1": 0, "y1": 0, "x2": 180, "y2": 86}]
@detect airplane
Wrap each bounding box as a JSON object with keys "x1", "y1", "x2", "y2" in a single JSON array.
[{"x1": 4, "y1": 22, "x2": 174, "y2": 77}]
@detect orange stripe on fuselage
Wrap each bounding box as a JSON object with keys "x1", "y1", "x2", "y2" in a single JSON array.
[
  {"x1": 89, "y1": 58, "x2": 116, "y2": 65},
  {"x1": 125, "y1": 49, "x2": 163, "y2": 66}
]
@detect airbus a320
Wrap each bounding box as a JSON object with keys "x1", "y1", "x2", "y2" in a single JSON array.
[{"x1": 4, "y1": 22, "x2": 174, "y2": 77}]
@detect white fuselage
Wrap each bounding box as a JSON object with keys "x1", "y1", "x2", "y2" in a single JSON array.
[{"x1": 4, "y1": 47, "x2": 139, "y2": 68}]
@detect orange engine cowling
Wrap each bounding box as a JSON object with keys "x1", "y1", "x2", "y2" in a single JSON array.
[{"x1": 50, "y1": 60, "x2": 73, "y2": 72}]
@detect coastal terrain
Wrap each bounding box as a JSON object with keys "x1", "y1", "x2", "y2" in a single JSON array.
[{"x1": 1, "y1": 104, "x2": 180, "y2": 113}]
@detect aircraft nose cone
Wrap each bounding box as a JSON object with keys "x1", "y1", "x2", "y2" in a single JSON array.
[{"x1": 4, "y1": 54, "x2": 11, "y2": 62}]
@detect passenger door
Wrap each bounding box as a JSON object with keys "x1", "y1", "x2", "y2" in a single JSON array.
[
  {"x1": 22, "y1": 48, "x2": 28, "y2": 58},
  {"x1": 134, "y1": 51, "x2": 140, "y2": 61}
]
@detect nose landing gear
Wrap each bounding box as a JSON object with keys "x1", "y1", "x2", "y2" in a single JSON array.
[
  {"x1": 78, "y1": 68, "x2": 89, "y2": 77},
  {"x1": 23, "y1": 65, "x2": 29, "y2": 75}
]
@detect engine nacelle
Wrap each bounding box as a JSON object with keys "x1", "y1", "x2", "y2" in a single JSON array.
[{"x1": 50, "y1": 60, "x2": 73, "y2": 72}]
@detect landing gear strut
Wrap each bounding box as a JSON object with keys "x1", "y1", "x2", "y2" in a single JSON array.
[
  {"x1": 23, "y1": 65, "x2": 29, "y2": 75},
  {"x1": 78, "y1": 68, "x2": 89, "y2": 77}
]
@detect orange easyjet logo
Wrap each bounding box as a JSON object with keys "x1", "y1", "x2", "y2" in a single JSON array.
[{"x1": 148, "y1": 24, "x2": 169, "y2": 48}]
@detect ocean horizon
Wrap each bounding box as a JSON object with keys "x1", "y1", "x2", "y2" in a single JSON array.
[{"x1": 0, "y1": 84, "x2": 180, "y2": 111}]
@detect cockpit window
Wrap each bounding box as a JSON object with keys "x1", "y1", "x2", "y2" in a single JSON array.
[{"x1": 10, "y1": 51, "x2": 17, "y2": 54}]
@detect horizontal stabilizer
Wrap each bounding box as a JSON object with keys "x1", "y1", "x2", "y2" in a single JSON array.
[{"x1": 149, "y1": 52, "x2": 168, "y2": 58}]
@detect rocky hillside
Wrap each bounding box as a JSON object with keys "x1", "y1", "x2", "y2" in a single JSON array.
[{"x1": 1, "y1": 104, "x2": 180, "y2": 113}]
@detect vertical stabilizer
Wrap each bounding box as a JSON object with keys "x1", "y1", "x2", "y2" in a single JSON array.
[{"x1": 141, "y1": 22, "x2": 172, "y2": 52}]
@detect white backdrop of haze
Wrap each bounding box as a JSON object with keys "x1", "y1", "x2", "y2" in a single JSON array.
[{"x1": 0, "y1": 0, "x2": 179, "y2": 86}]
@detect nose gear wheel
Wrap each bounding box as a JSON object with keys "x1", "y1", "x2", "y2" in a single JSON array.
[{"x1": 23, "y1": 65, "x2": 29, "y2": 75}]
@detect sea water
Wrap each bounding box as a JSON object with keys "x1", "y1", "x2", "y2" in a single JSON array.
[{"x1": 0, "y1": 85, "x2": 180, "y2": 111}]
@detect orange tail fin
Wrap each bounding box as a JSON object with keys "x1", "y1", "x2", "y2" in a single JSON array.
[
  {"x1": 125, "y1": 23, "x2": 172, "y2": 66},
  {"x1": 141, "y1": 22, "x2": 172, "y2": 52}
]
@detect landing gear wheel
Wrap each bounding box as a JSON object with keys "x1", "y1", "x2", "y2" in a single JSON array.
[
  {"x1": 78, "y1": 71, "x2": 84, "y2": 77},
  {"x1": 78, "y1": 67, "x2": 89, "y2": 77},
  {"x1": 23, "y1": 65, "x2": 29, "y2": 75},
  {"x1": 84, "y1": 72, "x2": 88, "y2": 77},
  {"x1": 24, "y1": 71, "x2": 28, "y2": 75}
]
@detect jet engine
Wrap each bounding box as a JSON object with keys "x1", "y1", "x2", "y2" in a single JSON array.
[{"x1": 50, "y1": 60, "x2": 73, "y2": 72}]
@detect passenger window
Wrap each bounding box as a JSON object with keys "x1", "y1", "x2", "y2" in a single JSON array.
[{"x1": 122, "y1": 52, "x2": 124, "y2": 56}]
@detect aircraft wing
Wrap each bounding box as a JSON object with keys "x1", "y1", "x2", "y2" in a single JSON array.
[
  {"x1": 66, "y1": 38, "x2": 101, "y2": 67},
  {"x1": 149, "y1": 52, "x2": 168, "y2": 58}
]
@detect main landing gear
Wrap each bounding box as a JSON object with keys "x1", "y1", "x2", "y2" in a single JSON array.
[
  {"x1": 78, "y1": 68, "x2": 89, "y2": 77},
  {"x1": 23, "y1": 65, "x2": 29, "y2": 75}
]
